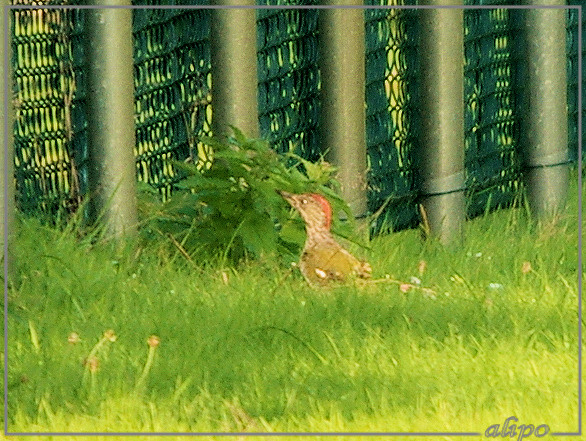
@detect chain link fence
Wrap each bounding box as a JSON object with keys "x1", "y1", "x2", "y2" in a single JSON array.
[{"x1": 9, "y1": 2, "x2": 584, "y2": 229}]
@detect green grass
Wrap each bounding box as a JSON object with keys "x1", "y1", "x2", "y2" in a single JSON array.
[{"x1": 3, "y1": 177, "x2": 582, "y2": 441}]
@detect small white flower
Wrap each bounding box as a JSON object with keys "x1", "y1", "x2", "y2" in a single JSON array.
[
  {"x1": 409, "y1": 276, "x2": 422, "y2": 286},
  {"x1": 488, "y1": 283, "x2": 503, "y2": 290},
  {"x1": 68, "y1": 332, "x2": 81, "y2": 344},
  {"x1": 423, "y1": 291, "x2": 437, "y2": 300}
]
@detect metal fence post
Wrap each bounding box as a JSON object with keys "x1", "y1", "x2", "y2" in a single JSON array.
[
  {"x1": 516, "y1": 0, "x2": 569, "y2": 218},
  {"x1": 2, "y1": 2, "x2": 15, "y2": 270},
  {"x1": 318, "y1": 0, "x2": 367, "y2": 219},
  {"x1": 210, "y1": 0, "x2": 259, "y2": 138},
  {"x1": 84, "y1": 0, "x2": 137, "y2": 238},
  {"x1": 416, "y1": 1, "x2": 465, "y2": 245}
]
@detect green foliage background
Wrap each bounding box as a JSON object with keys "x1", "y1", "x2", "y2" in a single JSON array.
[{"x1": 138, "y1": 128, "x2": 361, "y2": 264}]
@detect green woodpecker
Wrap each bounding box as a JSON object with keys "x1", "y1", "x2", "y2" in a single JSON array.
[{"x1": 278, "y1": 190, "x2": 371, "y2": 286}]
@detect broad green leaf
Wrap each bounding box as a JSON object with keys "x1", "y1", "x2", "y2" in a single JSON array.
[
  {"x1": 239, "y1": 212, "x2": 277, "y2": 255},
  {"x1": 278, "y1": 220, "x2": 305, "y2": 246}
]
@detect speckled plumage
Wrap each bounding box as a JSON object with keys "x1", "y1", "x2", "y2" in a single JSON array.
[{"x1": 278, "y1": 191, "x2": 371, "y2": 286}]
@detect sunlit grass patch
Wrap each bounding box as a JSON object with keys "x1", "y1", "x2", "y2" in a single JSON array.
[{"x1": 5, "y1": 173, "x2": 581, "y2": 435}]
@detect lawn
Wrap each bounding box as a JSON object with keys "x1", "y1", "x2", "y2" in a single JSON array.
[{"x1": 2, "y1": 175, "x2": 582, "y2": 440}]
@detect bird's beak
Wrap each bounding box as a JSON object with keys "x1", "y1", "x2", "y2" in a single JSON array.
[
  {"x1": 277, "y1": 190, "x2": 295, "y2": 206},
  {"x1": 277, "y1": 190, "x2": 293, "y2": 199}
]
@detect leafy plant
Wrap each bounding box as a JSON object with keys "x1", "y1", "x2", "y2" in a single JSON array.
[{"x1": 139, "y1": 127, "x2": 358, "y2": 264}]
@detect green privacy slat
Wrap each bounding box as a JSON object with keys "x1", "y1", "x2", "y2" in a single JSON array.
[
  {"x1": 130, "y1": 3, "x2": 212, "y2": 197},
  {"x1": 12, "y1": 7, "x2": 79, "y2": 220},
  {"x1": 566, "y1": 7, "x2": 582, "y2": 163},
  {"x1": 257, "y1": 3, "x2": 321, "y2": 160},
  {"x1": 365, "y1": 1, "x2": 419, "y2": 233},
  {"x1": 463, "y1": 4, "x2": 523, "y2": 217}
]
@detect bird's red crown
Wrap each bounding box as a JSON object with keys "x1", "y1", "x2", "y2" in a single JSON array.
[{"x1": 309, "y1": 193, "x2": 332, "y2": 230}]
